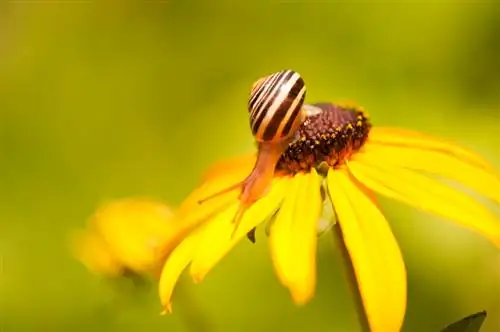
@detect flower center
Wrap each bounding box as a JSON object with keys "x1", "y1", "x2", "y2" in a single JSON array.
[{"x1": 276, "y1": 103, "x2": 371, "y2": 175}]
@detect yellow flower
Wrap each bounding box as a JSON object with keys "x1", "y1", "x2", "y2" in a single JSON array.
[
  {"x1": 158, "y1": 103, "x2": 500, "y2": 331},
  {"x1": 69, "y1": 197, "x2": 182, "y2": 278}
]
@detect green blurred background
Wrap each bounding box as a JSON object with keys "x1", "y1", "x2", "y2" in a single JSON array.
[{"x1": 1, "y1": 1, "x2": 500, "y2": 331}]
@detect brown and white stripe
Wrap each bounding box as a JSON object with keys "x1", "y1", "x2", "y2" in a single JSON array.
[{"x1": 248, "y1": 70, "x2": 306, "y2": 143}]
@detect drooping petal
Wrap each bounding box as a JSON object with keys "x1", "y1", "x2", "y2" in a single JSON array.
[
  {"x1": 200, "y1": 153, "x2": 256, "y2": 184},
  {"x1": 359, "y1": 141, "x2": 500, "y2": 205},
  {"x1": 159, "y1": 155, "x2": 260, "y2": 312},
  {"x1": 172, "y1": 171, "x2": 246, "y2": 248},
  {"x1": 347, "y1": 159, "x2": 500, "y2": 247},
  {"x1": 268, "y1": 170, "x2": 323, "y2": 305},
  {"x1": 68, "y1": 229, "x2": 123, "y2": 278},
  {"x1": 189, "y1": 177, "x2": 290, "y2": 282},
  {"x1": 269, "y1": 176, "x2": 301, "y2": 288},
  {"x1": 159, "y1": 230, "x2": 202, "y2": 314},
  {"x1": 179, "y1": 170, "x2": 244, "y2": 214},
  {"x1": 327, "y1": 169, "x2": 407, "y2": 332},
  {"x1": 90, "y1": 198, "x2": 179, "y2": 274},
  {"x1": 369, "y1": 127, "x2": 497, "y2": 173}
]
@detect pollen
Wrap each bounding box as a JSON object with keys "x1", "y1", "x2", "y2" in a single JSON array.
[{"x1": 276, "y1": 103, "x2": 371, "y2": 174}]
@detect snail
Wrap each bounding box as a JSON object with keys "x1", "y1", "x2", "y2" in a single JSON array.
[{"x1": 199, "y1": 69, "x2": 322, "y2": 238}]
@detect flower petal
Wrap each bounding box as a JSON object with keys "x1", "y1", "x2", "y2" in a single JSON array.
[
  {"x1": 200, "y1": 154, "x2": 256, "y2": 184},
  {"x1": 268, "y1": 170, "x2": 323, "y2": 305},
  {"x1": 189, "y1": 177, "x2": 290, "y2": 282},
  {"x1": 158, "y1": 230, "x2": 201, "y2": 314},
  {"x1": 327, "y1": 169, "x2": 407, "y2": 332},
  {"x1": 179, "y1": 170, "x2": 243, "y2": 214},
  {"x1": 369, "y1": 127, "x2": 497, "y2": 173},
  {"x1": 91, "y1": 198, "x2": 179, "y2": 274},
  {"x1": 68, "y1": 229, "x2": 123, "y2": 277},
  {"x1": 172, "y1": 171, "x2": 246, "y2": 248},
  {"x1": 347, "y1": 159, "x2": 500, "y2": 247},
  {"x1": 358, "y1": 143, "x2": 500, "y2": 205},
  {"x1": 268, "y1": 176, "x2": 301, "y2": 288}
]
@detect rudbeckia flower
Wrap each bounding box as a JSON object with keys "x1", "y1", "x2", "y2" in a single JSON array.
[
  {"x1": 69, "y1": 197, "x2": 179, "y2": 278},
  {"x1": 158, "y1": 103, "x2": 500, "y2": 331},
  {"x1": 70, "y1": 198, "x2": 214, "y2": 332}
]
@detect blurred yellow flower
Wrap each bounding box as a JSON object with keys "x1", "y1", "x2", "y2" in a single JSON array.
[
  {"x1": 158, "y1": 102, "x2": 500, "y2": 332},
  {"x1": 69, "y1": 197, "x2": 182, "y2": 279}
]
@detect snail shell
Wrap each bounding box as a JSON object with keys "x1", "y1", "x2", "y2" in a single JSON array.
[{"x1": 248, "y1": 70, "x2": 306, "y2": 144}]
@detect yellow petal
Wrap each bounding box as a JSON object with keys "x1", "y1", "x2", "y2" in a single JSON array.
[
  {"x1": 347, "y1": 159, "x2": 500, "y2": 247},
  {"x1": 200, "y1": 154, "x2": 256, "y2": 184},
  {"x1": 68, "y1": 229, "x2": 123, "y2": 277},
  {"x1": 269, "y1": 170, "x2": 322, "y2": 305},
  {"x1": 369, "y1": 127, "x2": 497, "y2": 173},
  {"x1": 158, "y1": 161, "x2": 255, "y2": 283},
  {"x1": 268, "y1": 176, "x2": 301, "y2": 288},
  {"x1": 90, "y1": 198, "x2": 179, "y2": 274},
  {"x1": 189, "y1": 177, "x2": 290, "y2": 282},
  {"x1": 358, "y1": 144, "x2": 500, "y2": 205},
  {"x1": 158, "y1": 230, "x2": 201, "y2": 314},
  {"x1": 177, "y1": 169, "x2": 245, "y2": 231},
  {"x1": 327, "y1": 169, "x2": 407, "y2": 332}
]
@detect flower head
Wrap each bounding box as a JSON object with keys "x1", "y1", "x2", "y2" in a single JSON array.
[
  {"x1": 158, "y1": 103, "x2": 500, "y2": 331},
  {"x1": 69, "y1": 197, "x2": 180, "y2": 278}
]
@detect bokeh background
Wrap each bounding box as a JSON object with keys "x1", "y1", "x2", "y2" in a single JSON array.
[{"x1": 1, "y1": 1, "x2": 500, "y2": 332}]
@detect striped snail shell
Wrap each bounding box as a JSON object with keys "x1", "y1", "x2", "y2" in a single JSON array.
[{"x1": 248, "y1": 70, "x2": 306, "y2": 144}]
